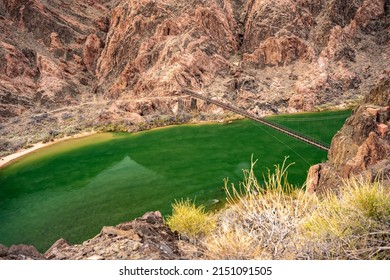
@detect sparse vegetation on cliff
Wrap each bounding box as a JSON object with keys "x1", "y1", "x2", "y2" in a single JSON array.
[
  {"x1": 303, "y1": 177, "x2": 390, "y2": 259},
  {"x1": 204, "y1": 158, "x2": 318, "y2": 259},
  {"x1": 169, "y1": 158, "x2": 390, "y2": 260}
]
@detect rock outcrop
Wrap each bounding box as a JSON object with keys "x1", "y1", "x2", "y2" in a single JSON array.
[
  {"x1": 0, "y1": 0, "x2": 119, "y2": 122},
  {"x1": 306, "y1": 78, "x2": 390, "y2": 194},
  {"x1": 0, "y1": 244, "x2": 44, "y2": 260},
  {"x1": 43, "y1": 211, "x2": 194, "y2": 260},
  {"x1": 0, "y1": 211, "x2": 197, "y2": 260}
]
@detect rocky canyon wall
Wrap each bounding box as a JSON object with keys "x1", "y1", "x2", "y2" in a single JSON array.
[
  {"x1": 0, "y1": 0, "x2": 389, "y2": 153},
  {"x1": 0, "y1": 0, "x2": 119, "y2": 121}
]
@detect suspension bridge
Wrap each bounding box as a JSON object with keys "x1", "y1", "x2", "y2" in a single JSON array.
[{"x1": 182, "y1": 88, "x2": 331, "y2": 152}]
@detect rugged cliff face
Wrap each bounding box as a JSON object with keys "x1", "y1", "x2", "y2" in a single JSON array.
[
  {"x1": 0, "y1": 0, "x2": 118, "y2": 120},
  {"x1": 307, "y1": 78, "x2": 390, "y2": 194},
  {"x1": 0, "y1": 0, "x2": 389, "y2": 154}
]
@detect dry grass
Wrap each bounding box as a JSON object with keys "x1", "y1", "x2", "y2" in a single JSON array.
[
  {"x1": 302, "y1": 178, "x2": 390, "y2": 259},
  {"x1": 205, "y1": 226, "x2": 261, "y2": 260},
  {"x1": 204, "y1": 157, "x2": 318, "y2": 259}
]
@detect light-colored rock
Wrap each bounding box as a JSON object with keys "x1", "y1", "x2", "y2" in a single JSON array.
[
  {"x1": 86, "y1": 255, "x2": 104, "y2": 260},
  {"x1": 101, "y1": 226, "x2": 142, "y2": 242}
]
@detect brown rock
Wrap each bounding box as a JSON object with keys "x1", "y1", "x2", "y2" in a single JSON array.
[
  {"x1": 345, "y1": 131, "x2": 390, "y2": 177},
  {"x1": 44, "y1": 211, "x2": 190, "y2": 260},
  {"x1": 243, "y1": 36, "x2": 313, "y2": 68},
  {"x1": 377, "y1": 124, "x2": 389, "y2": 138},
  {"x1": 306, "y1": 78, "x2": 390, "y2": 194},
  {"x1": 364, "y1": 78, "x2": 390, "y2": 106},
  {"x1": 354, "y1": 0, "x2": 385, "y2": 28},
  {"x1": 83, "y1": 34, "x2": 103, "y2": 72},
  {"x1": 0, "y1": 0, "x2": 117, "y2": 123},
  {"x1": 7, "y1": 244, "x2": 44, "y2": 260},
  {"x1": 367, "y1": 107, "x2": 381, "y2": 117},
  {"x1": 50, "y1": 32, "x2": 63, "y2": 50},
  {"x1": 306, "y1": 164, "x2": 321, "y2": 194},
  {"x1": 141, "y1": 211, "x2": 162, "y2": 224},
  {"x1": 96, "y1": 0, "x2": 237, "y2": 99},
  {"x1": 44, "y1": 238, "x2": 71, "y2": 260},
  {"x1": 0, "y1": 244, "x2": 9, "y2": 257},
  {"x1": 101, "y1": 226, "x2": 142, "y2": 242}
]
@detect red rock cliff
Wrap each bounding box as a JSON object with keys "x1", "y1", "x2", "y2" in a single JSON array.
[{"x1": 0, "y1": 0, "x2": 389, "y2": 153}]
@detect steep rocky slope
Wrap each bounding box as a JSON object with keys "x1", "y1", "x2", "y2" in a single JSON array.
[
  {"x1": 0, "y1": 0, "x2": 389, "y2": 154},
  {"x1": 0, "y1": 0, "x2": 119, "y2": 120},
  {"x1": 307, "y1": 78, "x2": 390, "y2": 194}
]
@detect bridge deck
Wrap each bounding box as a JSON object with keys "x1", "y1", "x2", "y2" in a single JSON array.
[{"x1": 182, "y1": 88, "x2": 330, "y2": 152}]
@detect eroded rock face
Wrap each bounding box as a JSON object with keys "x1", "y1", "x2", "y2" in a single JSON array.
[
  {"x1": 95, "y1": 0, "x2": 389, "y2": 114},
  {"x1": 0, "y1": 0, "x2": 118, "y2": 122},
  {"x1": 307, "y1": 79, "x2": 390, "y2": 194},
  {"x1": 96, "y1": 0, "x2": 238, "y2": 99}
]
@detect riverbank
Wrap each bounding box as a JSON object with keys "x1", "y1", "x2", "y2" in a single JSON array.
[
  {"x1": 0, "y1": 114, "x2": 244, "y2": 169},
  {"x1": 0, "y1": 131, "x2": 97, "y2": 168},
  {"x1": 0, "y1": 104, "x2": 352, "y2": 170}
]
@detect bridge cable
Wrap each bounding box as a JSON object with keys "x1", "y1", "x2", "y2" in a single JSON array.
[{"x1": 248, "y1": 120, "x2": 312, "y2": 167}]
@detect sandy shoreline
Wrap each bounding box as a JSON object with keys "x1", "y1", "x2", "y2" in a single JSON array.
[{"x1": 0, "y1": 131, "x2": 96, "y2": 169}]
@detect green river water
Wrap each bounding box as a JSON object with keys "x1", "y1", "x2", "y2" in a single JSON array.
[{"x1": 0, "y1": 110, "x2": 351, "y2": 252}]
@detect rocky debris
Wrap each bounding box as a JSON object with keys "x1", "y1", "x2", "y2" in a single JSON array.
[
  {"x1": 43, "y1": 211, "x2": 193, "y2": 260},
  {"x1": 0, "y1": 244, "x2": 44, "y2": 260},
  {"x1": 307, "y1": 78, "x2": 390, "y2": 194},
  {"x1": 0, "y1": 211, "x2": 202, "y2": 260}
]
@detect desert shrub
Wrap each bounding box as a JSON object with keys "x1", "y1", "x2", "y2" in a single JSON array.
[
  {"x1": 205, "y1": 158, "x2": 318, "y2": 259},
  {"x1": 205, "y1": 226, "x2": 260, "y2": 260},
  {"x1": 302, "y1": 177, "x2": 390, "y2": 259},
  {"x1": 165, "y1": 198, "x2": 215, "y2": 240}
]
